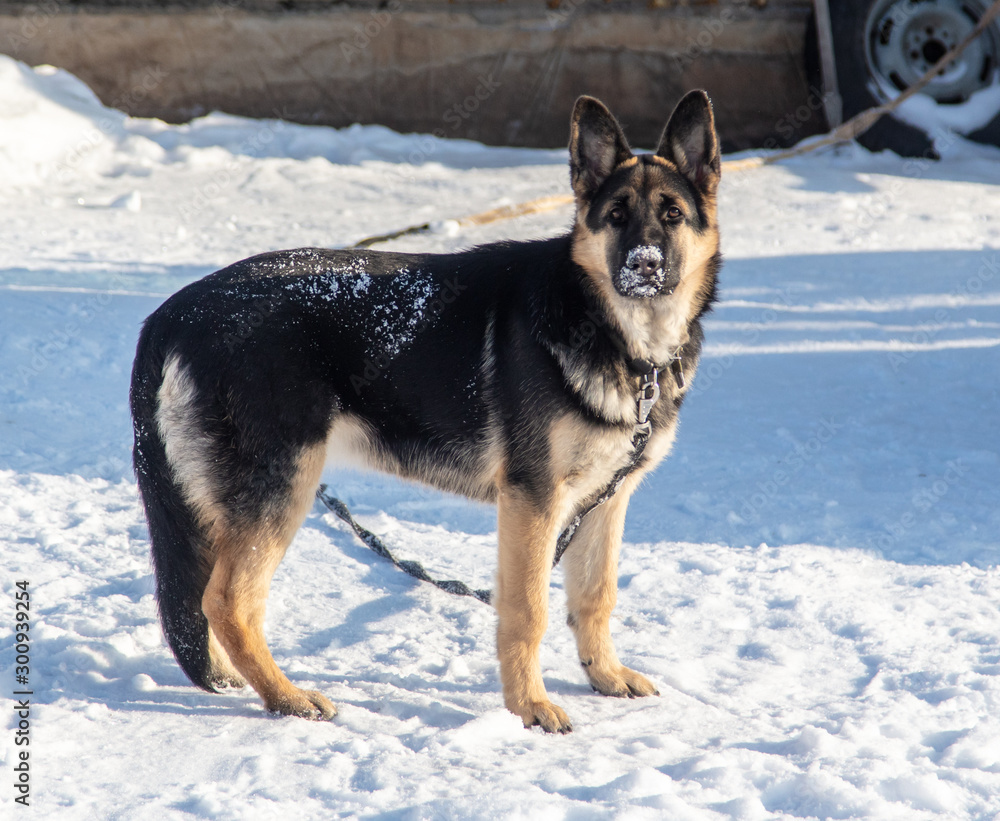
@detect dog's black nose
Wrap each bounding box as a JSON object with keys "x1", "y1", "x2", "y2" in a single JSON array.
[
  {"x1": 624, "y1": 246, "x2": 664, "y2": 279},
  {"x1": 627, "y1": 257, "x2": 661, "y2": 277}
]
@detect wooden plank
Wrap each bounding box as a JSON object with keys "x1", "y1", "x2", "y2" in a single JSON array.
[{"x1": 0, "y1": 2, "x2": 822, "y2": 149}]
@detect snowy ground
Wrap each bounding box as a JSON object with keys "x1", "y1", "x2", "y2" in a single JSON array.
[{"x1": 2, "y1": 56, "x2": 1000, "y2": 819}]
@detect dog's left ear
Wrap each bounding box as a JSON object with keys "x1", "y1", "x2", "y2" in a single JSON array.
[
  {"x1": 569, "y1": 96, "x2": 633, "y2": 200},
  {"x1": 657, "y1": 90, "x2": 721, "y2": 193}
]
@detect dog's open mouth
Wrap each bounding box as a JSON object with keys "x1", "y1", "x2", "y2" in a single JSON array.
[{"x1": 614, "y1": 246, "x2": 673, "y2": 298}]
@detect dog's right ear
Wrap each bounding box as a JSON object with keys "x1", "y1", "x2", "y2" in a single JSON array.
[{"x1": 569, "y1": 96, "x2": 633, "y2": 200}]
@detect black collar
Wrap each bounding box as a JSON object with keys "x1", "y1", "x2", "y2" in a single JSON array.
[
  {"x1": 627, "y1": 356, "x2": 659, "y2": 376},
  {"x1": 630, "y1": 355, "x2": 685, "y2": 390},
  {"x1": 618, "y1": 345, "x2": 685, "y2": 390}
]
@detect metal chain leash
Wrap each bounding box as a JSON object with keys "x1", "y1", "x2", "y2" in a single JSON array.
[
  {"x1": 317, "y1": 486, "x2": 495, "y2": 605},
  {"x1": 317, "y1": 362, "x2": 674, "y2": 606}
]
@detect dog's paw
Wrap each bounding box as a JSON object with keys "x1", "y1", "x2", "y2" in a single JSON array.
[
  {"x1": 208, "y1": 672, "x2": 247, "y2": 691},
  {"x1": 512, "y1": 699, "x2": 574, "y2": 734},
  {"x1": 267, "y1": 688, "x2": 337, "y2": 721},
  {"x1": 585, "y1": 663, "x2": 659, "y2": 699}
]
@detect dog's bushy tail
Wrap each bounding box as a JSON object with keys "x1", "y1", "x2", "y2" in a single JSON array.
[{"x1": 130, "y1": 322, "x2": 216, "y2": 693}]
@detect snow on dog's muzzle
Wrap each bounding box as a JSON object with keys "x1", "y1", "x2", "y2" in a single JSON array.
[{"x1": 615, "y1": 245, "x2": 669, "y2": 298}]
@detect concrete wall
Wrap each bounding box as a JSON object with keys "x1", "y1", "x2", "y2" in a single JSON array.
[{"x1": 0, "y1": 0, "x2": 825, "y2": 150}]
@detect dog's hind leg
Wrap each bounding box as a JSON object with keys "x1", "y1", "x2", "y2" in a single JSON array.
[
  {"x1": 201, "y1": 443, "x2": 335, "y2": 720},
  {"x1": 562, "y1": 475, "x2": 659, "y2": 699},
  {"x1": 205, "y1": 625, "x2": 246, "y2": 690}
]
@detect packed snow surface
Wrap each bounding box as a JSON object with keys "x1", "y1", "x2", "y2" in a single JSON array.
[{"x1": 2, "y1": 57, "x2": 1000, "y2": 819}]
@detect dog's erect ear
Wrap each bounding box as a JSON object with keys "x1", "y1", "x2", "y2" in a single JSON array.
[
  {"x1": 569, "y1": 96, "x2": 633, "y2": 200},
  {"x1": 656, "y1": 90, "x2": 721, "y2": 192}
]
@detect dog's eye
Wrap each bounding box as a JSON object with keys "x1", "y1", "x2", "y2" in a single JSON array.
[
  {"x1": 608, "y1": 206, "x2": 627, "y2": 225},
  {"x1": 665, "y1": 205, "x2": 683, "y2": 221}
]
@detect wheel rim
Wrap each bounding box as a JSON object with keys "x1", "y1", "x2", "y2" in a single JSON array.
[{"x1": 865, "y1": 0, "x2": 1000, "y2": 104}]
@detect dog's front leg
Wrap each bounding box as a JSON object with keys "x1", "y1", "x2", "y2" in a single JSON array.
[
  {"x1": 562, "y1": 476, "x2": 659, "y2": 699},
  {"x1": 495, "y1": 484, "x2": 573, "y2": 733}
]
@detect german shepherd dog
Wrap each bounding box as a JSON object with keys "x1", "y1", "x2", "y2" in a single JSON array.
[{"x1": 130, "y1": 91, "x2": 721, "y2": 733}]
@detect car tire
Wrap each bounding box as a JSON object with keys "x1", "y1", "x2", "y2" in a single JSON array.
[{"x1": 829, "y1": 0, "x2": 1000, "y2": 157}]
